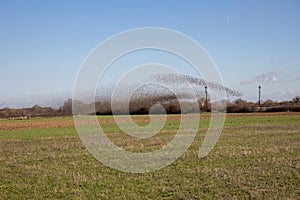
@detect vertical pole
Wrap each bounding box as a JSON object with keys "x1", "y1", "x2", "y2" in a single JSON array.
[
  {"x1": 205, "y1": 86, "x2": 208, "y2": 109},
  {"x1": 258, "y1": 85, "x2": 261, "y2": 106}
]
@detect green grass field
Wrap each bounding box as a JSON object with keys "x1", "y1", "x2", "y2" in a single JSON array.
[{"x1": 0, "y1": 113, "x2": 300, "y2": 199}]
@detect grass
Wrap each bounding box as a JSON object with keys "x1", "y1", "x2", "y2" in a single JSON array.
[{"x1": 0, "y1": 113, "x2": 299, "y2": 199}]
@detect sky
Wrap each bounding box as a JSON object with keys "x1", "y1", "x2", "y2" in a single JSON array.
[{"x1": 0, "y1": 0, "x2": 300, "y2": 107}]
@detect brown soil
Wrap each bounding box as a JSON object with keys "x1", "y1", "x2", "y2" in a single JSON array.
[
  {"x1": 1, "y1": 112, "x2": 299, "y2": 131},
  {"x1": 0, "y1": 120, "x2": 75, "y2": 131}
]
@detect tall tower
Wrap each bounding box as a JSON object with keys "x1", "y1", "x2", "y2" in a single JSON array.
[
  {"x1": 205, "y1": 86, "x2": 208, "y2": 108},
  {"x1": 258, "y1": 85, "x2": 261, "y2": 106}
]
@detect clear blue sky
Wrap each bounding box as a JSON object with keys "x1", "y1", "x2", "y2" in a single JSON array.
[{"x1": 1, "y1": 0, "x2": 299, "y2": 106}]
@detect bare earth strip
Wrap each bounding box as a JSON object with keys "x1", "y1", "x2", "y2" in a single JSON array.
[{"x1": 0, "y1": 112, "x2": 299, "y2": 131}]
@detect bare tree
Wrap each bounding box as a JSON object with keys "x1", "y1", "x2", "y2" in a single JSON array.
[{"x1": 293, "y1": 96, "x2": 300, "y2": 104}]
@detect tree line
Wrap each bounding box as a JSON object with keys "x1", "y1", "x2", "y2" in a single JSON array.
[{"x1": 0, "y1": 96, "x2": 299, "y2": 119}]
